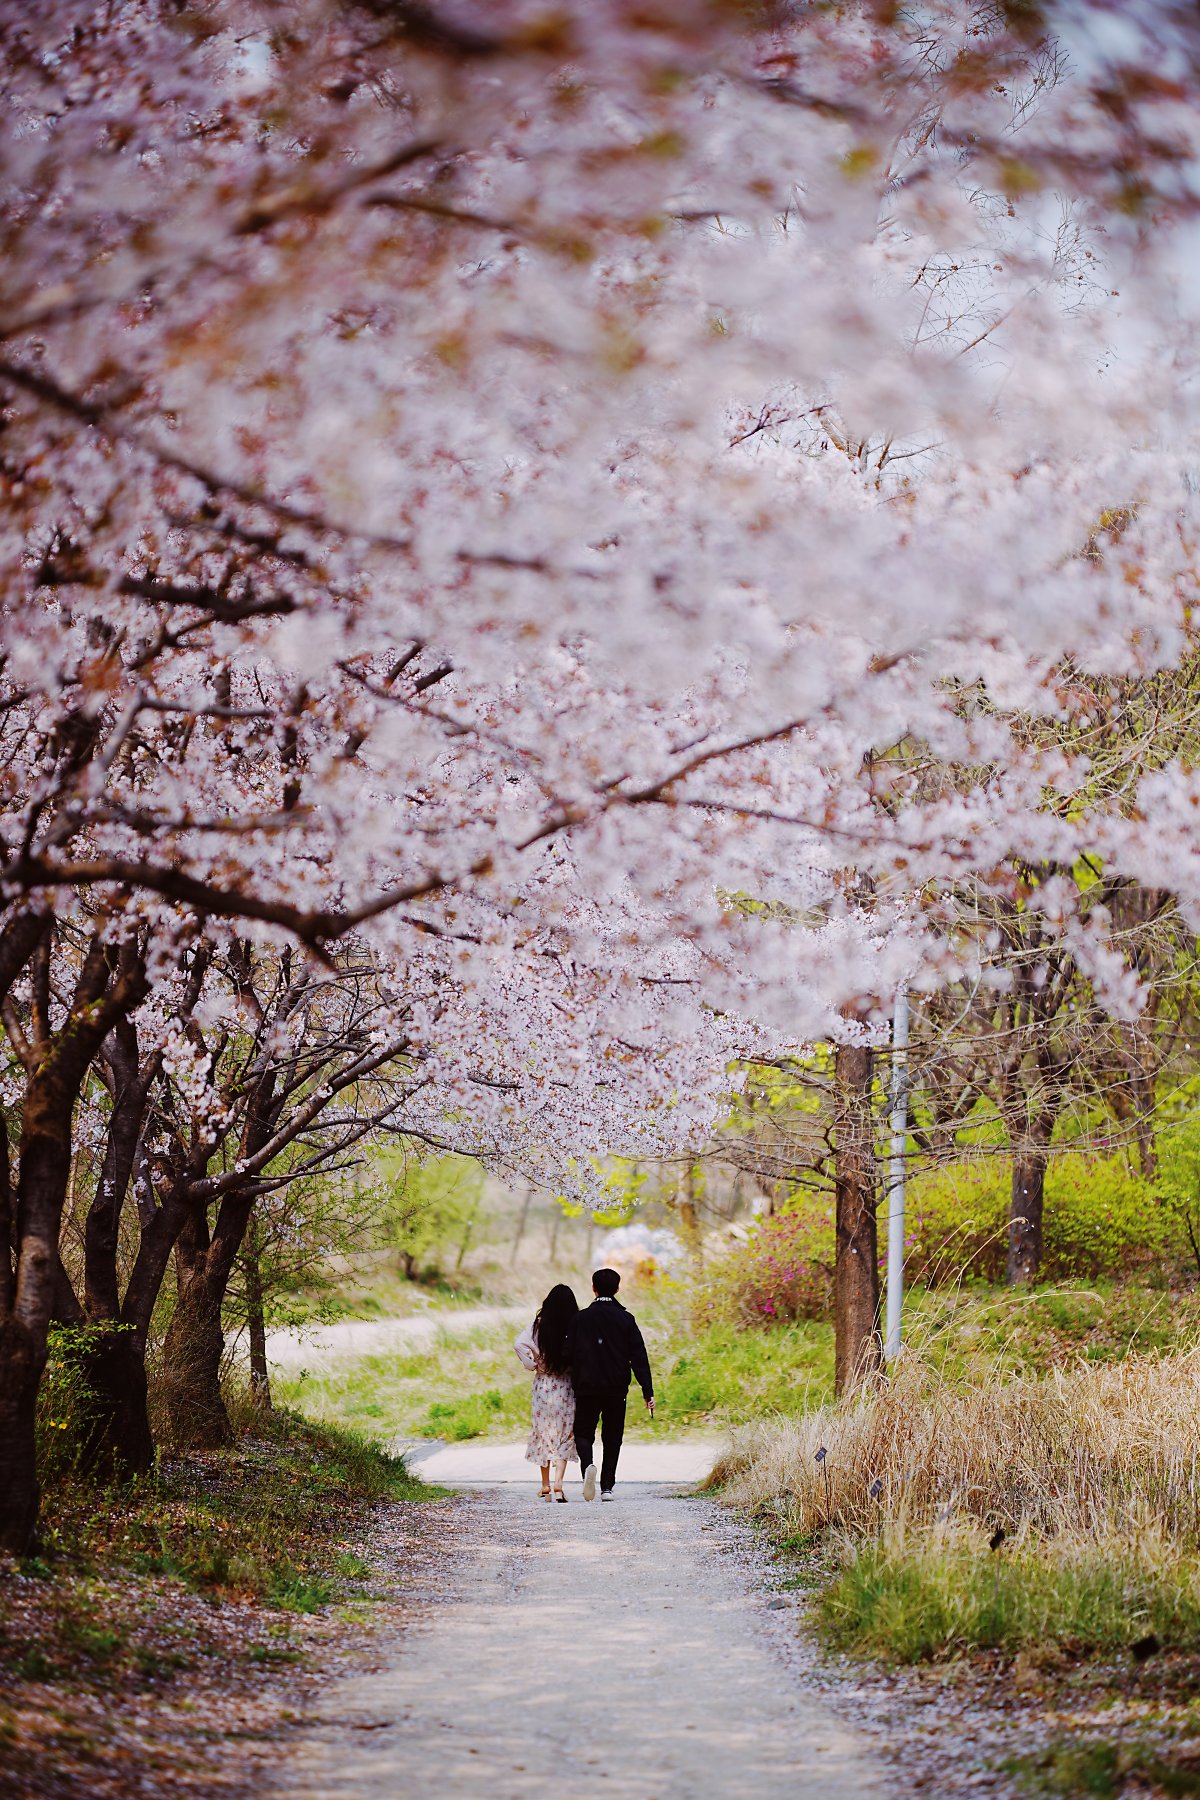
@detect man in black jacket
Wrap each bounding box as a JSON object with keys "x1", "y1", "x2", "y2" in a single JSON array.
[{"x1": 571, "y1": 1268, "x2": 654, "y2": 1501}]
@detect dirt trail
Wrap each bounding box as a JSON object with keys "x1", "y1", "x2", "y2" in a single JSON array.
[
  {"x1": 274, "y1": 1460, "x2": 883, "y2": 1800},
  {"x1": 264, "y1": 1304, "x2": 528, "y2": 1370}
]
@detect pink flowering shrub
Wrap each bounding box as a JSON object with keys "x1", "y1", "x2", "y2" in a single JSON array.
[
  {"x1": 696, "y1": 1206, "x2": 834, "y2": 1329},
  {"x1": 696, "y1": 1153, "x2": 1186, "y2": 1334}
]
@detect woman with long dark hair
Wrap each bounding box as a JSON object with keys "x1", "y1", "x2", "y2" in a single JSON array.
[{"x1": 514, "y1": 1283, "x2": 579, "y2": 1501}]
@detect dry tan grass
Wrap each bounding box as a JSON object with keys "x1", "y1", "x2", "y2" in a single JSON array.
[{"x1": 710, "y1": 1346, "x2": 1200, "y2": 1547}]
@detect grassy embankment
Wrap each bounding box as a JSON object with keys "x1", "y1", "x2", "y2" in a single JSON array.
[
  {"x1": 0, "y1": 1402, "x2": 439, "y2": 1799},
  {"x1": 277, "y1": 1276, "x2": 1200, "y2": 1444},
  {"x1": 708, "y1": 1283, "x2": 1200, "y2": 1798},
  {"x1": 274, "y1": 1294, "x2": 837, "y2": 1443}
]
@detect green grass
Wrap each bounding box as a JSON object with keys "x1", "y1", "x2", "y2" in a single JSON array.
[
  {"x1": 278, "y1": 1310, "x2": 840, "y2": 1442},
  {"x1": 659, "y1": 1320, "x2": 835, "y2": 1421},
  {"x1": 37, "y1": 1405, "x2": 430, "y2": 1604},
  {"x1": 277, "y1": 1279, "x2": 1200, "y2": 1450},
  {"x1": 280, "y1": 1265, "x2": 487, "y2": 1326},
  {"x1": 682, "y1": 1279, "x2": 1200, "y2": 1430},
  {"x1": 905, "y1": 1280, "x2": 1200, "y2": 1381},
  {"x1": 276, "y1": 1322, "x2": 535, "y2": 1441},
  {"x1": 1004, "y1": 1734, "x2": 1200, "y2": 1798},
  {"x1": 817, "y1": 1528, "x2": 1200, "y2": 1663}
]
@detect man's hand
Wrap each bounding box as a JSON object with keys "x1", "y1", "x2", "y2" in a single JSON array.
[{"x1": 645, "y1": 1396, "x2": 655, "y2": 1418}]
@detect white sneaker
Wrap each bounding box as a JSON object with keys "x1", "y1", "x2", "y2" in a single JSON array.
[
  {"x1": 582, "y1": 1463, "x2": 597, "y2": 1502},
  {"x1": 600, "y1": 1490, "x2": 615, "y2": 1502}
]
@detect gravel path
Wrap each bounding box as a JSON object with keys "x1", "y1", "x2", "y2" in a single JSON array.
[
  {"x1": 264, "y1": 1304, "x2": 528, "y2": 1370},
  {"x1": 275, "y1": 1467, "x2": 883, "y2": 1800}
]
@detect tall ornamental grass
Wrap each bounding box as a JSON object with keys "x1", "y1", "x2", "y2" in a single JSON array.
[
  {"x1": 712, "y1": 1349, "x2": 1200, "y2": 1543},
  {"x1": 713, "y1": 1348, "x2": 1200, "y2": 1658}
]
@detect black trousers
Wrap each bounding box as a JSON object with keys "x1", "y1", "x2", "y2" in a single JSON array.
[{"x1": 573, "y1": 1386, "x2": 627, "y2": 1491}]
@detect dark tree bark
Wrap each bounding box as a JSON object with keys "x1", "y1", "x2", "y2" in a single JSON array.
[
  {"x1": 57, "y1": 943, "x2": 212, "y2": 1479},
  {"x1": 0, "y1": 1315, "x2": 43, "y2": 1553},
  {"x1": 74, "y1": 1325, "x2": 154, "y2": 1481},
  {"x1": 833, "y1": 1038, "x2": 881, "y2": 1398},
  {"x1": 161, "y1": 1188, "x2": 257, "y2": 1449},
  {"x1": 72, "y1": 1020, "x2": 157, "y2": 1476},
  {"x1": 84, "y1": 1018, "x2": 145, "y2": 1323},
  {"x1": 0, "y1": 1126, "x2": 15, "y2": 1320},
  {"x1": 1007, "y1": 1114, "x2": 1054, "y2": 1286},
  {"x1": 0, "y1": 932, "x2": 148, "y2": 1550},
  {"x1": 243, "y1": 1218, "x2": 271, "y2": 1410}
]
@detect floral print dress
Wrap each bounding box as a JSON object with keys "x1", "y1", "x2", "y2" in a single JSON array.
[{"x1": 514, "y1": 1321, "x2": 578, "y2": 1464}]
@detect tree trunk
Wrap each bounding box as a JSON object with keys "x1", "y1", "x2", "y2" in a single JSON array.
[
  {"x1": 243, "y1": 1221, "x2": 271, "y2": 1411},
  {"x1": 161, "y1": 1206, "x2": 231, "y2": 1450},
  {"x1": 74, "y1": 1325, "x2": 154, "y2": 1480},
  {"x1": 0, "y1": 931, "x2": 148, "y2": 1543},
  {"x1": 679, "y1": 1163, "x2": 704, "y2": 1272},
  {"x1": 833, "y1": 1039, "x2": 881, "y2": 1398},
  {"x1": 1007, "y1": 1141, "x2": 1049, "y2": 1285},
  {"x1": 161, "y1": 1263, "x2": 233, "y2": 1449},
  {"x1": 0, "y1": 1315, "x2": 44, "y2": 1553},
  {"x1": 2, "y1": 1064, "x2": 83, "y2": 1549},
  {"x1": 160, "y1": 1188, "x2": 257, "y2": 1449},
  {"x1": 1132, "y1": 1068, "x2": 1157, "y2": 1179},
  {"x1": 510, "y1": 1184, "x2": 533, "y2": 1265}
]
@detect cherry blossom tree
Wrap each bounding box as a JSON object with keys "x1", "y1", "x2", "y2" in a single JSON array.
[{"x1": 3, "y1": 0, "x2": 1200, "y2": 1531}]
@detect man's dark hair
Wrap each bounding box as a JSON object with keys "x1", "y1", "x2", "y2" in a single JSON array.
[{"x1": 592, "y1": 1267, "x2": 620, "y2": 1297}]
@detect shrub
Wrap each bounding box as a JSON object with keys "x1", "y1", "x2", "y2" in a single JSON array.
[
  {"x1": 1157, "y1": 1116, "x2": 1200, "y2": 1277},
  {"x1": 906, "y1": 1154, "x2": 1184, "y2": 1286},
  {"x1": 696, "y1": 1205, "x2": 834, "y2": 1329},
  {"x1": 36, "y1": 1324, "x2": 109, "y2": 1483}
]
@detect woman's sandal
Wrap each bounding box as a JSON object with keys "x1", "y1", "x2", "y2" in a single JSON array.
[
  {"x1": 539, "y1": 1485, "x2": 552, "y2": 1500},
  {"x1": 553, "y1": 1487, "x2": 567, "y2": 1503}
]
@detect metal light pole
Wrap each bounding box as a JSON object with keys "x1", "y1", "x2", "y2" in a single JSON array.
[{"x1": 885, "y1": 988, "x2": 909, "y2": 1361}]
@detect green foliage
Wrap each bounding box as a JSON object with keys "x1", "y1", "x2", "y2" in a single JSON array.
[
  {"x1": 226, "y1": 1163, "x2": 391, "y2": 1338},
  {"x1": 817, "y1": 1528, "x2": 1200, "y2": 1663},
  {"x1": 906, "y1": 1154, "x2": 1184, "y2": 1285},
  {"x1": 696, "y1": 1206, "x2": 834, "y2": 1328},
  {"x1": 35, "y1": 1324, "x2": 125, "y2": 1483},
  {"x1": 557, "y1": 1156, "x2": 645, "y2": 1225},
  {"x1": 1157, "y1": 1116, "x2": 1200, "y2": 1276},
  {"x1": 1005, "y1": 1734, "x2": 1200, "y2": 1798},
  {"x1": 661, "y1": 1321, "x2": 835, "y2": 1421},
  {"x1": 380, "y1": 1150, "x2": 485, "y2": 1275},
  {"x1": 37, "y1": 1403, "x2": 427, "y2": 1601}
]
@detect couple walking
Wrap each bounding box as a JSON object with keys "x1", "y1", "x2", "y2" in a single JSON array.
[{"x1": 514, "y1": 1268, "x2": 654, "y2": 1502}]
